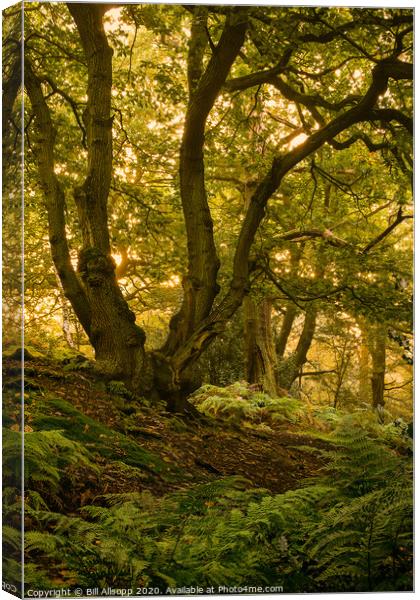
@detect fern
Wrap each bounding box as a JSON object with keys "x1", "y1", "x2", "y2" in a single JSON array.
[
  {"x1": 2, "y1": 525, "x2": 21, "y2": 551},
  {"x1": 301, "y1": 417, "x2": 413, "y2": 591},
  {"x1": 3, "y1": 427, "x2": 95, "y2": 496},
  {"x1": 25, "y1": 530, "x2": 62, "y2": 554},
  {"x1": 16, "y1": 402, "x2": 412, "y2": 593},
  {"x1": 190, "y1": 381, "x2": 304, "y2": 424}
]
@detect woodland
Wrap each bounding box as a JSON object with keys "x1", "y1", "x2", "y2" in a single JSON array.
[{"x1": 2, "y1": 2, "x2": 413, "y2": 595}]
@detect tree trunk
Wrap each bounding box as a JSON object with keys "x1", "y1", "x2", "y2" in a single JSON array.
[
  {"x1": 54, "y1": 272, "x2": 77, "y2": 350},
  {"x1": 2, "y1": 44, "x2": 21, "y2": 181},
  {"x1": 244, "y1": 297, "x2": 278, "y2": 396},
  {"x1": 69, "y1": 5, "x2": 157, "y2": 392},
  {"x1": 333, "y1": 339, "x2": 352, "y2": 409},
  {"x1": 275, "y1": 246, "x2": 301, "y2": 360},
  {"x1": 162, "y1": 8, "x2": 248, "y2": 358},
  {"x1": 276, "y1": 305, "x2": 317, "y2": 391},
  {"x1": 369, "y1": 323, "x2": 387, "y2": 410},
  {"x1": 358, "y1": 319, "x2": 371, "y2": 402},
  {"x1": 27, "y1": 6, "x2": 154, "y2": 393},
  {"x1": 276, "y1": 304, "x2": 298, "y2": 358}
]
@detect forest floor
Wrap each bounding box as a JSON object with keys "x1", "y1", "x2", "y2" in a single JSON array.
[
  {"x1": 4, "y1": 355, "x2": 329, "y2": 510},
  {"x1": 3, "y1": 355, "x2": 413, "y2": 593}
]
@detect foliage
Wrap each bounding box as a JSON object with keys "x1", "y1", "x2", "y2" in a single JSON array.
[
  {"x1": 2, "y1": 424, "x2": 97, "y2": 590},
  {"x1": 3, "y1": 427, "x2": 94, "y2": 503},
  {"x1": 28, "y1": 394, "x2": 173, "y2": 476},
  {"x1": 190, "y1": 381, "x2": 304, "y2": 425},
  {"x1": 107, "y1": 380, "x2": 135, "y2": 400},
  {"x1": 197, "y1": 312, "x2": 246, "y2": 386},
  {"x1": 303, "y1": 416, "x2": 413, "y2": 591},
  {"x1": 20, "y1": 413, "x2": 412, "y2": 593}
]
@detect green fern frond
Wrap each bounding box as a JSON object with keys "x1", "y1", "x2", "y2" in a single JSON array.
[{"x1": 2, "y1": 525, "x2": 21, "y2": 550}]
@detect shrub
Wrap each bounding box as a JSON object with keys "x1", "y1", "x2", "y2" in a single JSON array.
[{"x1": 190, "y1": 381, "x2": 304, "y2": 425}]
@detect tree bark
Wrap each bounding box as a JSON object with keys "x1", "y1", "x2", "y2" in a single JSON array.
[
  {"x1": 2, "y1": 47, "x2": 21, "y2": 182},
  {"x1": 67, "y1": 5, "x2": 155, "y2": 391},
  {"x1": 54, "y1": 272, "x2": 78, "y2": 350},
  {"x1": 369, "y1": 323, "x2": 387, "y2": 410},
  {"x1": 244, "y1": 297, "x2": 278, "y2": 396},
  {"x1": 27, "y1": 6, "x2": 155, "y2": 394},
  {"x1": 357, "y1": 318, "x2": 371, "y2": 402},
  {"x1": 275, "y1": 246, "x2": 302, "y2": 358},
  {"x1": 162, "y1": 8, "x2": 248, "y2": 359},
  {"x1": 25, "y1": 61, "x2": 92, "y2": 337},
  {"x1": 332, "y1": 338, "x2": 352, "y2": 409},
  {"x1": 276, "y1": 305, "x2": 318, "y2": 391},
  {"x1": 276, "y1": 305, "x2": 298, "y2": 359}
]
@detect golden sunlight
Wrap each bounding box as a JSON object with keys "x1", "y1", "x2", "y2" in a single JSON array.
[{"x1": 288, "y1": 133, "x2": 308, "y2": 150}]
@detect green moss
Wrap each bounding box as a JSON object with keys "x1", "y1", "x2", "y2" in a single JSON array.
[{"x1": 30, "y1": 396, "x2": 171, "y2": 476}]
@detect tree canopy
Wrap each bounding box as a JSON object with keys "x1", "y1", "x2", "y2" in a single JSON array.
[{"x1": 3, "y1": 2, "x2": 413, "y2": 412}]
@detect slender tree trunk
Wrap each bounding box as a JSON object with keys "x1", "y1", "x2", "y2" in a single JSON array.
[
  {"x1": 276, "y1": 305, "x2": 318, "y2": 391},
  {"x1": 274, "y1": 246, "x2": 301, "y2": 369},
  {"x1": 54, "y1": 272, "x2": 77, "y2": 350},
  {"x1": 244, "y1": 297, "x2": 278, "y2": 396},
  {"x1": 276, "y1": 305, "x2": 297, "y2": 358},
  {"x1": 333, "y1": 340, "x2": 352, "y2": 409},
  {"x1": 369, "y1": 324, "x2": 387, "y2": 410},
  {"x1": 358, "y1": 319, "x2": 371, "y2": 402}
]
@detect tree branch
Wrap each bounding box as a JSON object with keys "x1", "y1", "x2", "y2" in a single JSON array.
[
  {"x1": 67, "y1": 3, "x2": 114, "y2": 252},
  {"x1": 170, "y1": 57, "x2": 412, "y2": 376},
  {"x1": 279, "y1": 228, "x2": 350, "y2": 248},
  {"x1": 163, "y1": 8, "x2": 248, "y2": 357},
  {"x1": 368, "y1": 108, "x2": 413, "y2": 135},
  {"x1": 300, "y1": 369, "x2": 337, "y2": 377},
  {"x1": 24, "y1": 59, "x2": 92, "y2": 336},
  {"x1": 224, "y1": 46, "x2": 293, "y2": 92},
  {"x1": 361, "y1": 207, "x2": 412, "y2": 254},
  {"x1": 40, "y1": 75, "x2": 87, "y2": 148}
]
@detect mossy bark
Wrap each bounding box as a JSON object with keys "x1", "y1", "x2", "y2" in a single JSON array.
[{"x1": 244, "y1": 297, "x2": 278, "y2": 397}]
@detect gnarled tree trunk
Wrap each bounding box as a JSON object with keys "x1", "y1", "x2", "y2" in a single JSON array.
[{"x1": 26, "y1": 5, "x2": 153, "y2": 394}]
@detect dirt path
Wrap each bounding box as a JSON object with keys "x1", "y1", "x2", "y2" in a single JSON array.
[{"x1": 5, "y1": 357, "x2": 329, "y2": 498}]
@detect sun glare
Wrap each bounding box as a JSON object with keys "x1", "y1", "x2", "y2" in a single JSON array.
[{"x1": 288, "y1": 133, "x2": 308, "y2": 150}]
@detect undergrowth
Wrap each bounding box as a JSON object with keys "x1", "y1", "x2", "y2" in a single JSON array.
[
  {"x1": 15, "y1": 414, "x2": 412, "y2": 593},
  {"x1": 3, "y1": 374, "x2": 412, "y2": 593},
  {"x1": 190, "y1": 382, "x2": 304, "y2": 426}
]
